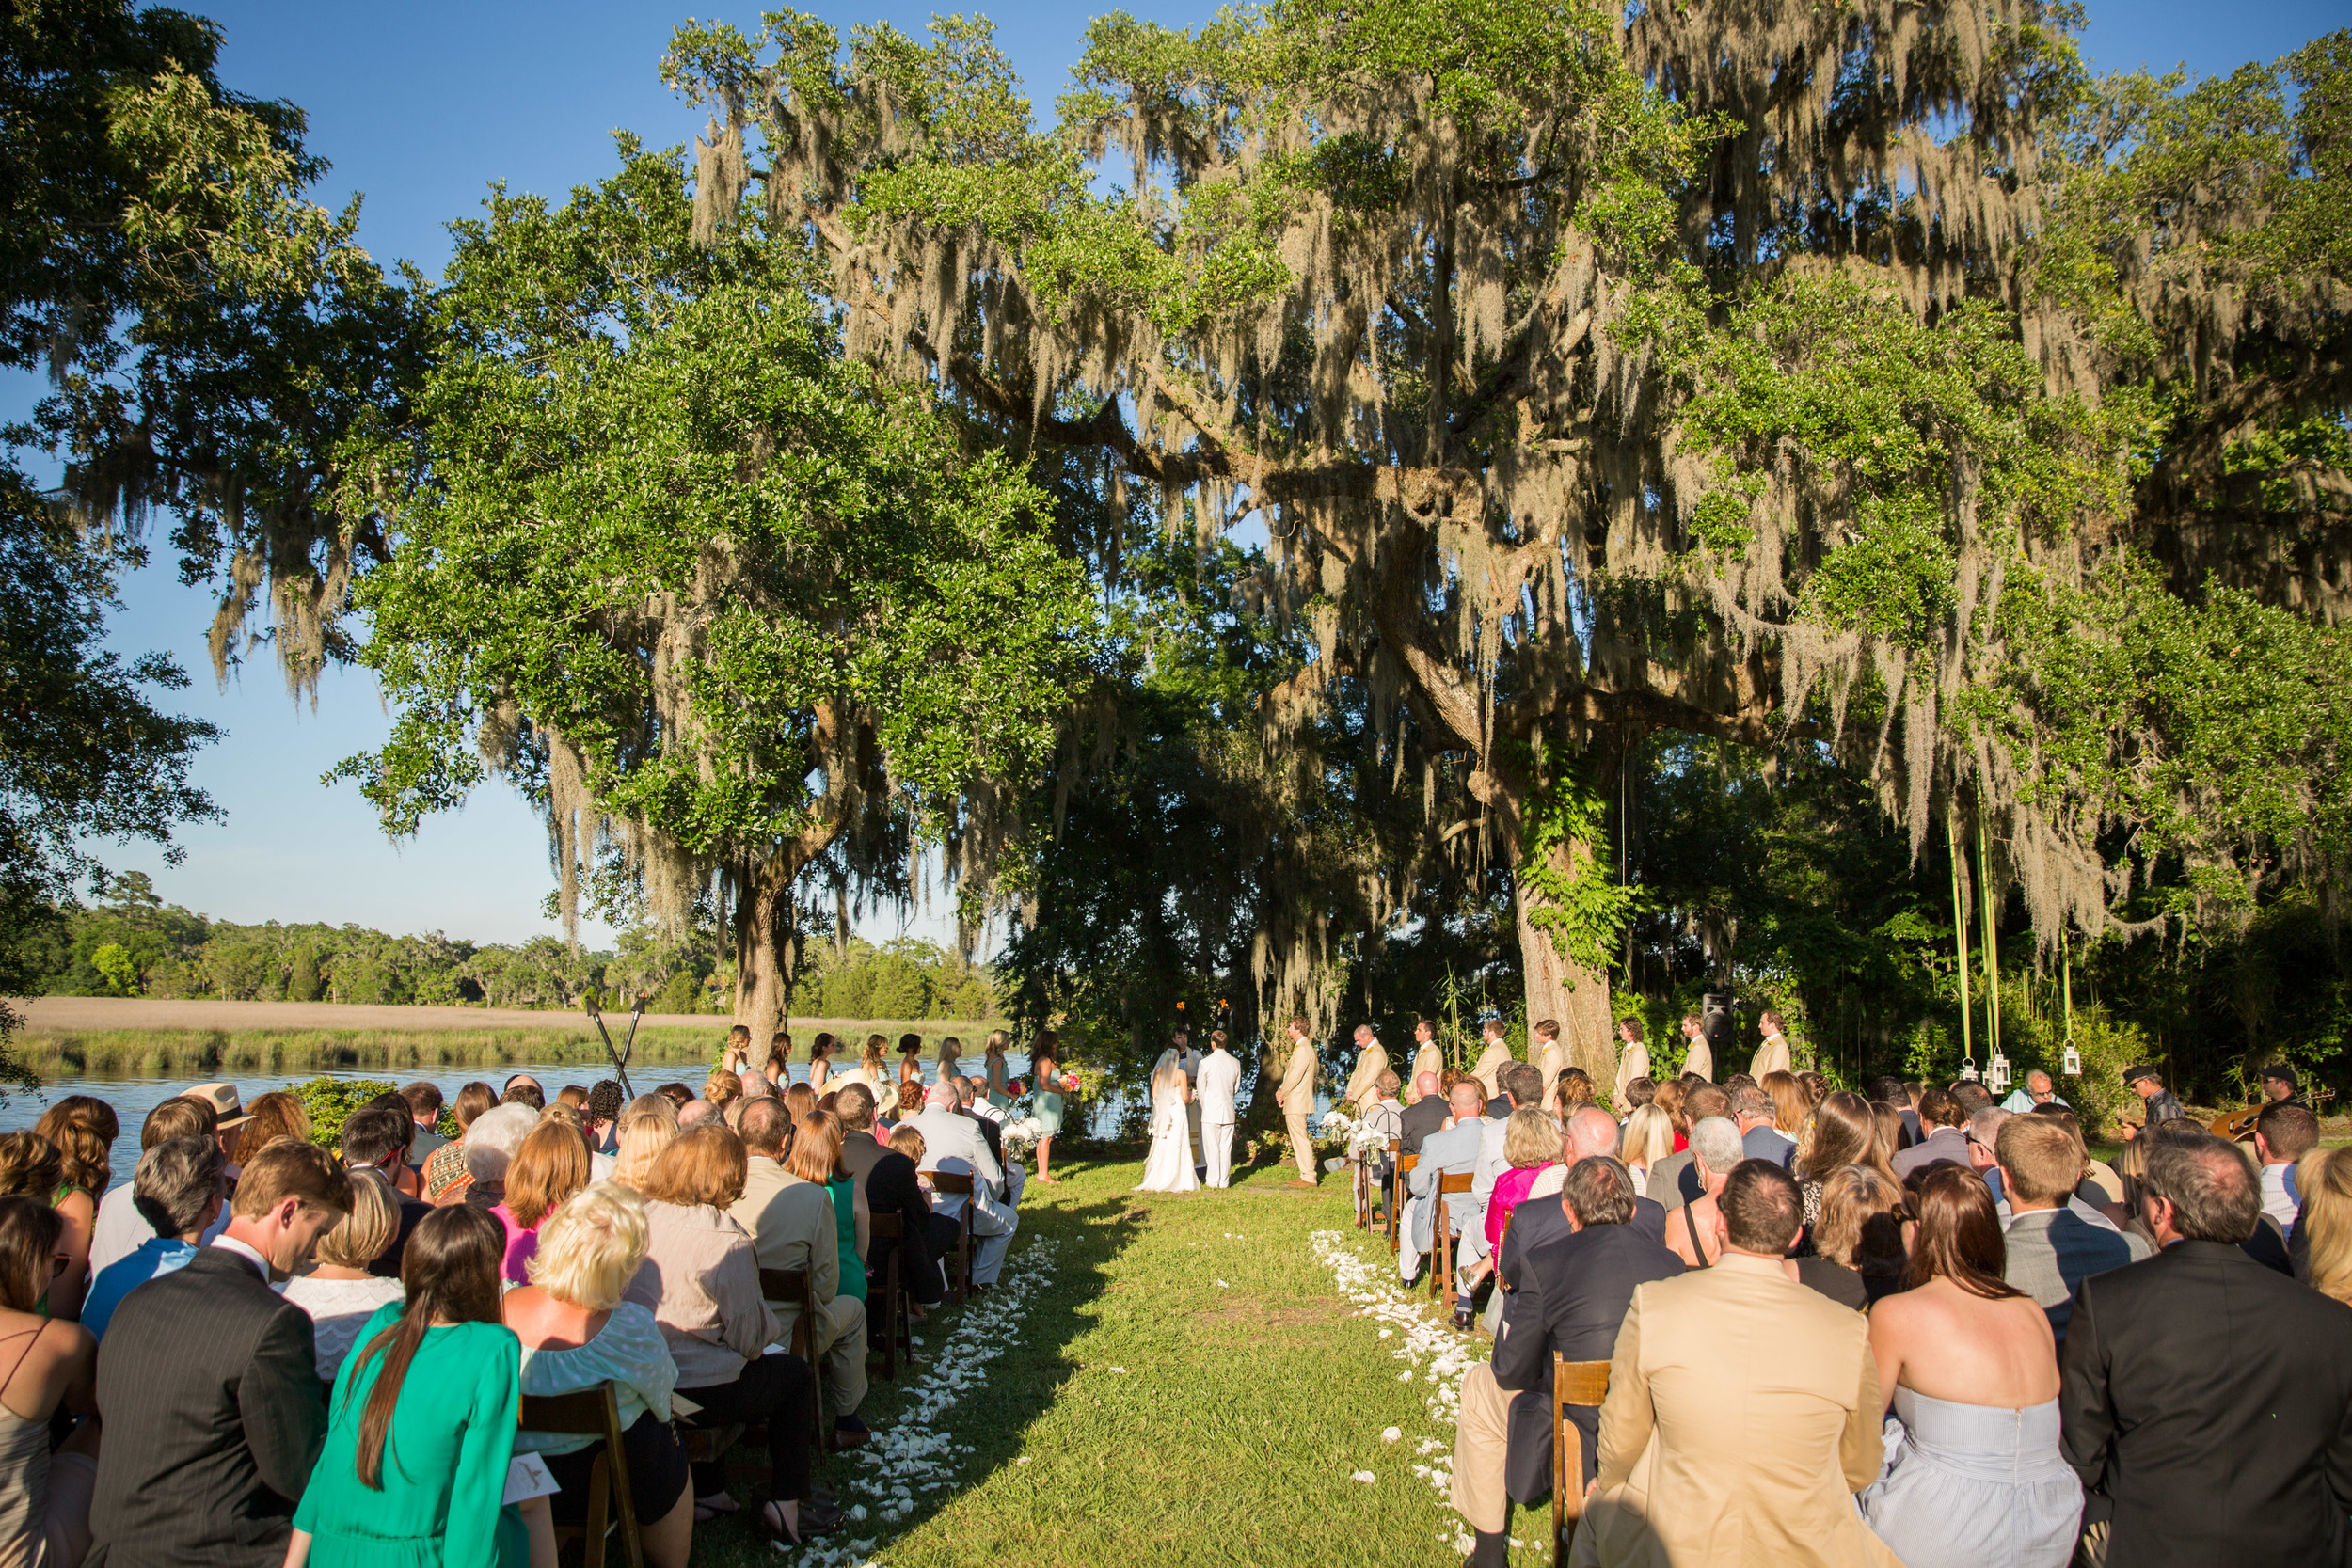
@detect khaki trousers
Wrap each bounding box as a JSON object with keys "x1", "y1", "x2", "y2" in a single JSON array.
[
  {"x1": 1286, "y1": 1107, "x2": 1316, "y2": 1180},
  {"x1": 1450, "y1": 1362, "x2": 1513, "y2": 1533},
  {"x1": 783, "y1": 1295, "x2": 870, "y2": 1418}
]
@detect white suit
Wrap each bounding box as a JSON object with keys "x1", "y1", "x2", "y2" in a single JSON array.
[{"x1": 1195, "y1": 1047, "x2": 1242, "y2": 1187}]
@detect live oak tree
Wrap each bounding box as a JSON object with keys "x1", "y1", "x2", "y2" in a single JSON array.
[
  {"x1": 334, "y1": 149, "x2": 1097, "y2": 1067},
  {"x1": 662, "y1": 2, "x2": 2349, "y2": 1082}
]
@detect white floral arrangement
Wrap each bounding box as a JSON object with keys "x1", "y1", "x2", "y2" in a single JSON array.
[
  {"x1": 1345, "y1": 1120, "x2": 1391, "y2": 1158},
  {"x1": 998, "y1": 1116, "x2": 1043, "y2": 1164}
]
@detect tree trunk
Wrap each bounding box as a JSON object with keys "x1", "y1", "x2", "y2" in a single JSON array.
[
  {"x1": 731, "y1": 857, "x2": 794, "y2": 1078},
  {"x1": 1512, "y1": 832, "x2": 1616, "y2": 1086}
]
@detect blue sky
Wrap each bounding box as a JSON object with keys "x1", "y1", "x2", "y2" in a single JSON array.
[{"x1": 70, "y1": 0, "x2": 2344, "y2": 947}]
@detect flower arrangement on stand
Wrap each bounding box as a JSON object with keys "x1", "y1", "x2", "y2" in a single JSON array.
[{"x1": 998, "y1": 1116, "x2": 1043, "y2": 1165}]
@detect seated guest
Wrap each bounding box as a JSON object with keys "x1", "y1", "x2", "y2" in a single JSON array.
[
  {"x1": 584, "y1": 1079, "x2": 627, "y2": 1164},
  {"x1": 1451, "y1": 1157, "x2": 1681, "y2": 1567},
  {"x1": 1664, "y1": 1117, "x2": 1744, "y2": 1268},
  {"x1": 399, "y1": 1081, "x2": 447, "y2": 1164},
  {"x1": 290, "y1": 1204, "x2": 528, "y2": 1567},
  {"x1": 339, "y1": 1105, "x2": 434, "y2": 1275},
  {"x1": 282, "y1": 1171, "x2": 408, "y2": 1382},
  {"x1": 1760, "y1": 1070, "x2": 1808, "y2": 1144},
  {"x1": 1994, "y1": 1114, "x2": 2143, "y2": 1348},
  {"x1": 1359, "y1": 1072, "x2": 1405, "y2": 1220},
  {"x1": 612, "y1": 1096, "x2": 683, "y2": 1191},
  {"x1": 1479, "y1": 1108, "x2": 1562, "y2": 1264},
  {"x1": 455, "y1": 1103, "x2": 539, "y2": 1213},
  {"x1": 833, "y1": 1085, "x2": 942, "y2": 1307},
  {"x1": 1399, "y1": 1071, "x2": 1450, "y2": 1155},
  {"x1": 356, "y1": 1091, "x2": 426, "y2": 1197},
  {"x1": 1402, "y1": 1081, "x2": 1489, "y2": 1326},
  {"x1": 491, "y1": 1119, "x2": 591, "y2": 1284},
  {"x1": 1497, "y1": 1107, "x2": 1667, "y2": 1297},
  {"x1": 81, "y1": 1134, "x2": 226, "y2": 1341},
  {"x1": 1644, "y1": 1085, "x2": 1731, "y2": 1212},
  {"x1": 2061, "y1": 1132, "x2": 2352, "y2": 1564},
  {"x1": 89, "y1": 1093, "x2": 227, "y2": 1275},
  {"x1": 625, "y1": 1127, "x2": 837, "y2": 1544},
  {"x1": 1870, "y1": 1076, "x2": 1920, "y2": 1143},
  {"x1": 87, "y1": 1140, "x2": 354, "y2": 1568},
  {"x1": 953, "y1": 1078, "x2": 1008, "y2": 1177},
  {"x1": 1579, "y1": 1160, "x2": 1895, "y2": 1568},
  {"x1": 423, "y1": 1082, "x2": 498, "y2": 1203},
  {"x1": 32, "y1": 1097, "x2": 117, "y2": 1320},
  {"x1": 0, "y1": 1197, "x2": 100, "y2": 1568},
  {"x1": 1890, "y1": 1085, "x2": 1969, "y2": 1177},
  {"x1": 1798, "y1": 1164, "x2": 1912, "y2": 1308},
  {"x1": 2254, "y1": 1101, "x2": 2318, "y2": 1234},
  {"x1": 907, "y1": 1081, "x2": 1020, "y2": 1291},
  {"x1": 730, "y1": 1100, "x2": 872, "y2": 1452},
  {"x1": 1792, "y1": 1091, "x2": 1885, "y2": 1244},
  {"x1": 1730, "y1": 1084, "x2": 1794, "y2": 1170},
  {"x1": 510, "y1": 1183, "x2": 693, "y2": 1568},
  {"x1": 238, "y1": 1090, "x2": 312, "y2": 1157},
  {"x1": 2298, "y1": 1147, "x2": 2352, "y2": 1304},
  {"x1": 652, "y1": 1083, "x2": 693, "y2": 1112},
  {"x1": 1860, "y1": 1165, "x2": 2079, "y2": 1568},
  {"x1": 1619, "y1": 1104, "x2": 1675, "y2": 1199},
  {"x1": 676, "y1": 1098, "x2": 719, "y2": 1130},
  {"x1": 1963, "y1": 1106, "x2": 2012, "y2": 1210},
  {"x1": 501, "y1": 1073, "x2": 547, "y2": 1112},
  {"x1": 705, "y1": 1069, "x2": 745, "y2": 1130}
]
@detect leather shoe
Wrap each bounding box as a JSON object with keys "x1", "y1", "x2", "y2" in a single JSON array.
[
  {"x1": 1451, "y1": 1307, "x2": 1475, "y2": 1332},
  {"x1": 1288, "y1": 1178, "x2": 1317, "y2": 1188},
  {"x1": 828, "y1": 1425, "x2": 870, "y2": 1452}
]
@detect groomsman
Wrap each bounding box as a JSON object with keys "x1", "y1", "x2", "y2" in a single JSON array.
[
  {"x1": 1532, "y1": 1018, "x2": 1567, "y2": 1105},
  {"x1": 1613, "y1": 1018, "x2": 1649, "y2": 1113},
  {"x1": 1402, "y1": 1020, "x2": 1439, "y2": 1104},
  {"x1": 1748, "y1": 1010, "x2": 1792, "y2": 1080},
  {"x1": 1276, "y1": 1018, "x2": 1320, "y2": 1187},
  {"x1": 1678, "y1": 1011, "x2": 1713, "y2": 1083},
  {"x1": 1343, "y1": 1023, "x2": 1390, "y2": 1114},
  {"x1": 1197, "y1": 1031, "x2": 1243, "y2": 1187},
  {"x1": 1469, "y1": 1019, "x2": 1515, "y2": 1102}
]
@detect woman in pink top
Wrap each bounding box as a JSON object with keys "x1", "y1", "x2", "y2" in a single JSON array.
[
  {"x1": 1484, "y1": 1108, "x2": 1564, "y2": 1256},
  {"x1": 491, "y1": 1121, "x2": 589, "y2": 1284}
]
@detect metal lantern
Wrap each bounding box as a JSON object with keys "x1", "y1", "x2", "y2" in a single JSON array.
[
  {"x1": 2061, "y1": 1046, "x2": 2082, "y2": 1077},
  {"x1": 1990, "y1": 1053, "x2": 2011, "y2": 1093},
  {"x1": 1959, "y1": 1057, "x2": 1980, "y2": 1083}
]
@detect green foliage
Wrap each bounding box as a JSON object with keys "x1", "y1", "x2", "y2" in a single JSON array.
[
  {"x1": 286, "y1": 1076, "x2": 396, "y2": 1152},
  {"x1": 1518, "y1": 741, "x2": 1639, "y2": 974}
]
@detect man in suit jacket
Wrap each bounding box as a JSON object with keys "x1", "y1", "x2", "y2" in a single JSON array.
[
  {"x1": 1407, "y1": 1019, "x2": 1445, "y2": 1097},
  {"x1": 337, "y1": 1105, "x2": 432, "y2": 1277},
  {"x1": 1574, "y1": 1161, "x2": 1896, "y2": 1568},
  {"x1": 1730, "y1": 1085, "x2": 1795, "y2": 1169},
  {"x1": 1341, "y1": 1023, "x2": 1390, "y2": 1116},
  {"x1": 834, "y1": 1084, "x2": 942, "y2": 1306},
  {"x1": 1468, "y1": 1021, "x2": 1515, "y2": 1101},
  {"x1": 87, "y1": 1140, "x2": 353, "y2": 1568},
  {"x1": 1196, "y1": 1032, "x2": 1244, "y2": 1188},
  {"x1": 1451, "y1": 1156, "x2": 1684, "y2": 1566},
  {"x1": 2061, "y1": 1134, "x2": 2352, "y2": 1566},
  {"x1": 1644, "y1": 1085, "x2": 1730, "y2": 1212},
  {"x1": 1611, "y1": 1019, "x2": 1649, "y2": 1114},
  {"x1": 1275, "y1": 1017, "x2": 1320, "y2": 1185},
  {"x1": 1492, "y1": 1108, "x2": 1665, "y2": 1315},
  {"x1": 1531, "y1": 1019, "x2": 1568, "y2": 1104},
  {"x1": 1676, "y1": 1012, "x2": 1712, "y2": 1084},
  {"x1": 1399, "y1": 1072, "x2": 1449, "y2": 1155},
  {"x1": 1403, "y1": 1081, "x2": 1488, "y2": 1298},
  {"x1": 1994, "y1": 1114, "x2": 2144, "y2": 1349},
  {"x1": 1746, "y1": 1010, "x2": 1792, "y2": 1081},
  {"x1": 730, "y1": 1098, "x2": 869, "y2": 1447},
  {"x1": 909, "y1": 1082, "x2": 1020, "y2": 1287},
  {"x1": 1890, "y1": 1085, "x2": 1971, "y2": 1177}
]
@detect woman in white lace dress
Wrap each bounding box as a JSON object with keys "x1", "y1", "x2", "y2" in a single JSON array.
[{"x1": 1136, "y1": 1053, "x2": 1200, "y2": 1194}]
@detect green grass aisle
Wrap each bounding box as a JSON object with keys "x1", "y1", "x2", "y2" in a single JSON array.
[{"x1": 697, "y1": 1148, "x2": 1504, "y2": 1567}]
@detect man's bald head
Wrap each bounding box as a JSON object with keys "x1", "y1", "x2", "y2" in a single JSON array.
[
  {"x1": 1449, "y1": 1081, "x2": 1487, "y2": 1118},
  {"x1": 1415, "y1": 1071, "x2": 1439, "y2": 1099},
  {"x1": 1567, "y1": 1105, "x2": 1621, "y2": 1161}
]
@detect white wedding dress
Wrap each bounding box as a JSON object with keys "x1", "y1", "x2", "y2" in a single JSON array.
[{"x1": 1136, "y1": 1078, "x2": 1200, "y2": 1193}]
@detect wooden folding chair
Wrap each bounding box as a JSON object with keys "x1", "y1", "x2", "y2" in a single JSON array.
[
  {"x1": 865, "y1": 1211, "x2": 906, "y2": 1381},
  {"x1": 757, "y1": 1267, "x2": 829, "y2": 1446},
  {"x1": 519, "y1": 1383, "x2": 643, "y2": 1568},
  {"x1": 1391, "y1": 1151, "x2": 1417, "y2": 1257},
  {"x1": 1433, "y1": 1171, "x2": 1475, "y2": 1305},
  {"x1": 1382, "y1": 1139, "x2": 1402, "y2": 1246},
  {"x1": 928, "y1": 1170, "x2": 976, "y2": 1305},
  {"x1": 1550, "y1": 1355, "x2": 1613, "y2": 1568},
  {"x1": 1354, "y1": 1148, "x2": 1371, "y2": 1230}
]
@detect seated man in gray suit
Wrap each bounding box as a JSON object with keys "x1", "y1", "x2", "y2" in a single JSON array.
[
  {"x1": 87, "y1": 1140, "x2": 353, "y2": 1568},
  {"x1": 1995, "y1": 1113, "x2": 2144, "y2": 1348},
  {"x1": 1403, "y1": 1080, "x2": 1490, "y2": 1327}
]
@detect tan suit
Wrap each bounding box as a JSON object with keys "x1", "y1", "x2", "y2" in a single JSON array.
[
  {"x1": 1408, "y1": 1041, "x2": 1445, "y2": 1096},
  {"x1": 1748, "y1": 1033, "x2": 1791, "y2": 1081},
  {"x1": 1469, "y1": 1040, "x2": 1515, "y2": 1100},
  {"x1": 1679, "y1": 1034, "x2": 1713, "y2": 1084},
  {"x1": 1571, "y1": 1254, "x2": 1894, "y2": 1568},
  {"x1": 1342, "y1": 1039, "x2": 1390, "y2": 1114},
  {"x1": 1534, "y1": 1036, "x2": 1568, "y2": 1102},
  {"x1": 1279, "y1": 1038, "x2": 1320, "y2": 1180},
  {"x1": 729, "y1": 1155, "x2": 867, "y2": 1418},
  {"x1": 1613, "y1": 1040, "x2": 1650, "y2": 1113}
]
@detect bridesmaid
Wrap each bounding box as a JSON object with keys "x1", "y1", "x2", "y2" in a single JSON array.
[
  {"x1": 1029, "y1": 1033, "x2": 1065, "y2": 1186},
  {"x1": 982, "y1": 1032, "x2": 1012, "y2": 1112},
  {"x1": 807, "y1": 1033, "x2": 834, "y2": 1095},
  {"x1": 289, "y1": 1204, "x2": 528, "y2": 1567}
]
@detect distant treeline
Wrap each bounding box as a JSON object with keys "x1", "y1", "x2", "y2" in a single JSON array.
[{"x1": 20, "y1": 873, "x2": 996, "y2": 1021}]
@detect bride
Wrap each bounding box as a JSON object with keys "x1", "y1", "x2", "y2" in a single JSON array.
[{"x1": 1136, "y1": 1051, "x2": 1200, "y2": 1193}]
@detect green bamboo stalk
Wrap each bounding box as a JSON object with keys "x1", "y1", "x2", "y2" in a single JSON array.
[
  {"x1": 1948, "y1": 808, "x2": 1974, "y2": 1064},
  {"x1": 1978, "y1": 794, "x2": 2002, "y2": 1062}
]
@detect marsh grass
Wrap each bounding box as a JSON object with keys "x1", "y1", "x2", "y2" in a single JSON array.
[
  {"x1": 692, "y1": 1148, "x2": 1520, "y2": 1568},
  {"x1": 11, "y1": 1025, "x2": 726, "y2": 1078}
]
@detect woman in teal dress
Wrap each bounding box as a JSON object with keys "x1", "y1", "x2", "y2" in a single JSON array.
[
  {"x1": 290, "y1": 1204, "x2": 529, "y2": 1568},
  {"x1": 1029, "y1": 1032, "x2": 1065, "y2": 1186},
  {"x1": 982, "y1": 1032, "x2": 1012, "y2": 1112},
  {"x1": 790, "y1": 1116, "x2": 867, "y2": 1307}
]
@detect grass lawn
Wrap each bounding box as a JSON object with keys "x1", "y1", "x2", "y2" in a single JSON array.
[{"x1": 691, "y1": 1145, "x2": 1549, "y2": 1568}]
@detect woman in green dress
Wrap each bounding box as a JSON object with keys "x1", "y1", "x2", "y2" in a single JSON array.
[
  {"x1": 289, "y1": 1204, "x2": 528, "y2": 1568},
  {"x1": 982, "y1": 1032, "x2": 1012, "y2": 1113},
  {"x1": 1029, "y1": 1032, "x2": 1066, "y2": 1186}
]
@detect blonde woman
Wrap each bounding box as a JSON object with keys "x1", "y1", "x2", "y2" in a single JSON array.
[
  {"x1": 1135, "y1": 1053, "x2": 1198, "y2": 1194},
  {"x1": 1479, "y1": 1108, "x2": 1563, "y2": 1263},
  {"x1": 508, "y1": 1183, "x2": 693, "y2": 1568},
  {"x1": 611, "y1": 1098, "x2": 681, "y2": 1192},
  {"x1": 982, "y1": 1031, "x2": 1011, "y2": 1112},
  {"x1": 282, "y1": 1171, "x2": 406, "y2": 1381},
  {"x1": 2297, "y1": 1147, "x2": 2352, "y2": 1306},
  {"x1": 704, "y1": 1069, "x2": 745, "y2": 1129},
  {"x1": 1621, "y1": 1104, "x2": 1677, "y2": 1197}
]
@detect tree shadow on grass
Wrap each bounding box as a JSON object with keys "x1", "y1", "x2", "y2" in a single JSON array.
[{"x1": 695, "y1": 1181, "x2": 1151, "y2": 1567}]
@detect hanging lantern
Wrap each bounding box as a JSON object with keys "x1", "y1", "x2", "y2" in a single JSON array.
[
  {"x1": 1990, "y1": 1053, "x2": 2011, "y2": 1093},
  {"x1": 2061, "y1": 1045, "x2": 2082, "y2": 1077},
  {"x1": 1959, "y1": 1057, "x2": 1980, "y2": 1083}
]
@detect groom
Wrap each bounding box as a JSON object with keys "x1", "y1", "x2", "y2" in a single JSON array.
[
  {"x1": 1196, "y1": 1031, "x2": 1242, "y2": 1187},
  {"x1": 1171, "y1": 1027, "x2": 1206, "y2": 1182}
]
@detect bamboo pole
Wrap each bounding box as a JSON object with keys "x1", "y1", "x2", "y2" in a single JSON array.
[
  {"x1": 1978, "y1": 793, "x2": 2001, "y2": 1063},
  {"x1": 1948, "y1": 808, "x2": 1974, "y2": 1064}
]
